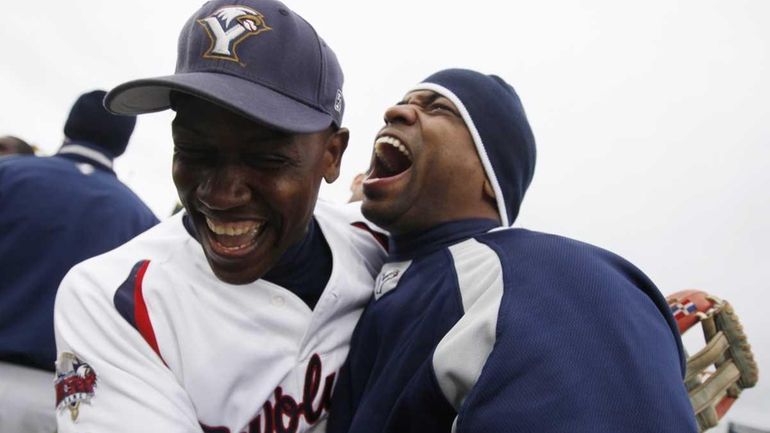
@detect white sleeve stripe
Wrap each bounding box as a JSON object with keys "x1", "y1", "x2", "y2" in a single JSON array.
[{"x1": 432, "y1": 239, "x2": 504, "y2": 411}]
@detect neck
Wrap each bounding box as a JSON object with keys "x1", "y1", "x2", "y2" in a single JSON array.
[
  {"x1": 389, "y1": 207, "x2": 501, "y2": 237},
  {"x1": 388, "y1": 218, "x2": 500, "y2": 261}
]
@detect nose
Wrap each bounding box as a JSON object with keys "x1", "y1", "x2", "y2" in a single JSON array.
[
  {"x1": 196, "y1": 162, "x2": 252, "y2": 211},
  {"x1": 383, "y1": 103, "x2": 417, "y2": 126}
]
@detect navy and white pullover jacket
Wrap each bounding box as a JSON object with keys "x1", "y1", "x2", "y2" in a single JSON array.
[{"x1": 328, "y1": 219, "x2": 697, "y2": 432}]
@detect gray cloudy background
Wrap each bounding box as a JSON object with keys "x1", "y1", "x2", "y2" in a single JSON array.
[{"x1": 1, "y1": 0, "x2": 768, "y2": 430}]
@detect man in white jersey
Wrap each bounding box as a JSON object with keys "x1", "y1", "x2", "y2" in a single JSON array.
[{"x1": 52, "y1": 1, "x2": 386, "y2": 432}]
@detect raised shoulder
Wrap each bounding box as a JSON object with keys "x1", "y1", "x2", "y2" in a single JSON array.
[
  {"x1": 479, "y1": 227, "x2": 619, "y2": 260},
  {"x1": 477, "y1": 228, "x2": 655, "y2": 291},
  {"x1": 474, "y1": 228, "x2": 673, "y2": 335}
]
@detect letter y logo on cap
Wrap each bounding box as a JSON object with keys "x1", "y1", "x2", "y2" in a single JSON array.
[{"x1": 197, "y1": 6, "x2": 271, "y2": 64}]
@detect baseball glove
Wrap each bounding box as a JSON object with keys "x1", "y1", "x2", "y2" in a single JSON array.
[{"x1": 667, "y1": 290, "x2": 759, "y2": 432}]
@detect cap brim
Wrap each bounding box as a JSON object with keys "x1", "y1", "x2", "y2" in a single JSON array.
[{"x1": 104, "y1": 72, "x2": 333, "y2": 134}]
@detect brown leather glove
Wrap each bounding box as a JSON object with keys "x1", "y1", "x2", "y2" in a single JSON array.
[{"x1": 667, "y1": 290, "x2": 759, "y2": 432}]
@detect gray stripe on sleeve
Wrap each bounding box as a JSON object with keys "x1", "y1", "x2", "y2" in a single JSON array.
[{"x1": 432, "y1": 238, "x2": 504, "y2": 411}]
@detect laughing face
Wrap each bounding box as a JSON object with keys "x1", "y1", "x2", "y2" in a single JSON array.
[
  {"x1": 171, "y1": 95, "x2": 347, "y2": 284},
  {"x1": 361, "y1": 90, "x2": 499, "y2": 235}
]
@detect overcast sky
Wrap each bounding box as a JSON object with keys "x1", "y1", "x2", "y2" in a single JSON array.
[{"x1": 2, "y1": 0, "x2": 768, "y2": 429}]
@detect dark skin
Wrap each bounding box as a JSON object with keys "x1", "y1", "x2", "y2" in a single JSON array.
[
  {"x1": 171, "y1": 94, "x2": 348, "y2": 285},
  {"x1": 361, "y1": 90, "x2": 498, "y2": 235}
]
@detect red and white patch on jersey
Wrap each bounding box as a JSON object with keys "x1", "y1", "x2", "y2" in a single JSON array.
[{"x1": 55, "y1": 352, "x2": 97, "y2": 422}]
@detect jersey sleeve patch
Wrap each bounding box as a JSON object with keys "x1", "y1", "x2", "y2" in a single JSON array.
[
  {"x1": 55, "y1": 352, "x2": 97, "y2": 422},
  {"x1": 113, "y1": 260, "x2": 163, "y2": 360},
  {"x1": 351, "y1": 221, "x2": 389, "y2": 251}
]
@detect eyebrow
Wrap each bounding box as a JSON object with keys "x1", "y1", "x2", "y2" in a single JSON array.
[
  {"x1": 171, "y1": 119, "x2": 221, "y2": 142},
  {"x1": 397, "y1": 92, "x2": 441, "y2": 107},
  {"x1": 171, "y1": 119, "x2": 202, "y2": 137}
]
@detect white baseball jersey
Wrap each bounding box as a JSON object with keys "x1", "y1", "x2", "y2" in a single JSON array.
[{"x1": 53, "y1": 200, "x2": 386, "y2": 433}]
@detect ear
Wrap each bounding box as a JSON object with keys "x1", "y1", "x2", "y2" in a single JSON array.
[{"x1": 323, "y1": 127, "x2": 349, "y2": 184}]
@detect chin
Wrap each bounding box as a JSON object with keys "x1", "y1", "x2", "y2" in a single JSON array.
[
  {"x1": 365, "y1": 198, "x2": 414, "y2": 235},
  {"x1": 361, "y1": 198, "x2": 390, "y2": 227},
  {"x1": 207, "y1": 258, "x2": 267, "y2": 285},
  {"x1": 213, "y1": 269, "x2": 260, "y2": 285},
  {"x1": 201, "y1": 240, "x2": 273, "y2": 285}
]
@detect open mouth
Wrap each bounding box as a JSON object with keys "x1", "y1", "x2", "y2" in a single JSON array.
[
  {"x1": 369, "y1": 135, "x2": 413, "y2": 180},
  {"x1": 204, "y1": 217, "x2": 266, "y2": 257}
]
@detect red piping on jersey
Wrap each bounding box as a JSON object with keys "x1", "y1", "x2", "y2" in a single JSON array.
[
  {"x1": 133, "y1": 260, "x2": 163, "y2": 360},
  {"x1": 351, "y1": 222, "x2": 389, "y2": 251}
]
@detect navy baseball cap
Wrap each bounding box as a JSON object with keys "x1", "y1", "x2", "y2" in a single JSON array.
[{"x1": 105, "y1": 0, "x2": 345, "y2": 133}]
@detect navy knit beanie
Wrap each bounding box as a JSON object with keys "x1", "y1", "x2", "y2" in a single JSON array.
[
  {"x1": 63, "y1": 90, "x2": 137, "y2": 158},
  {"x1": 411, "y1": 69, "x2": 536, "y2": 226}
]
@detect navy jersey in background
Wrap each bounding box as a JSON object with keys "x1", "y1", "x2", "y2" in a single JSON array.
[{"x1": 0, "y1": 151, "x2": 158, "y2": 370}]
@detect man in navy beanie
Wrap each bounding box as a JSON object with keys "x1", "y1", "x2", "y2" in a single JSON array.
[
  {"x1": 328, "y1": 68, "x2": 699, "y2": 433},
  {"x1": 0, "y1": 90, "x2": 158, "y2": 431}
]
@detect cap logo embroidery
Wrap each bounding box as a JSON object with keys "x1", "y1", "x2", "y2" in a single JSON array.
[
  {"x1": 334, "y1": 89, "x2": 343, "y2": 113},
  {"x1": 197, "y1": 6, "x2": 271, "y2": 65}
]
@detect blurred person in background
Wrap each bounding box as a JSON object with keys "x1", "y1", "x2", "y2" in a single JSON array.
[
  {"x1": 348, "y1": 172, "x2": 366, "y2": 202},
  {"x1": 0, "y1": 135, "x2": 37, "y2": 157},
  {"x1": 0, "y1": 90, "x2": 158, "y2": 433}
]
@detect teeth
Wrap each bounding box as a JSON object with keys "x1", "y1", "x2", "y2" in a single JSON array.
[
  {"x1": 218, "y1": 242, "x2": 255, "y2": 251},
  {"x1": 206, "y1": 218, "x2": 263, "y2": 236},
  {"x1": 375, "y1": 135, "x2": 412, "y2": 160}
]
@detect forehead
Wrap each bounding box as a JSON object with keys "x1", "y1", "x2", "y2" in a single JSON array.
[
  {"x1": 172, "y1": 94, "x2": 261, "y2": 126},
  {"x1": 171, "y1": 93, "x2": 288, "y2": 141}
]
